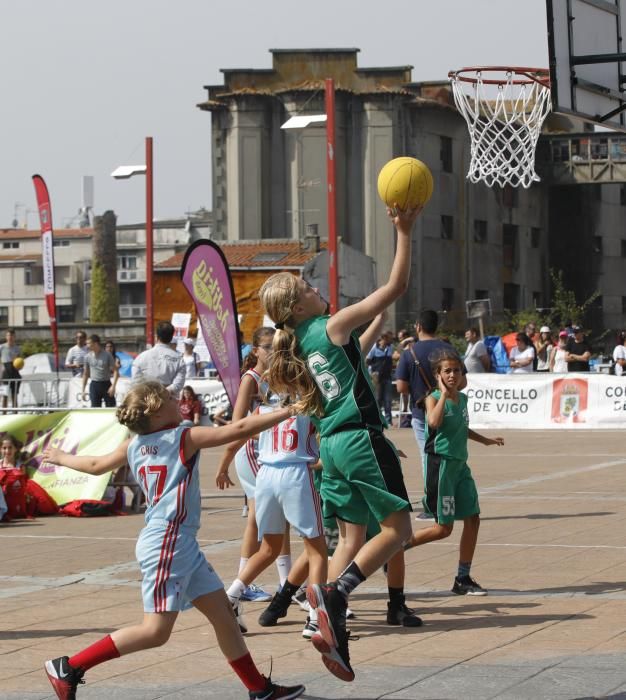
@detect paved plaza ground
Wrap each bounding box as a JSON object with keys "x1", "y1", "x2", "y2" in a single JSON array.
[{"x1": 1, "y1": 428, "x2": 626, "y2": 699}]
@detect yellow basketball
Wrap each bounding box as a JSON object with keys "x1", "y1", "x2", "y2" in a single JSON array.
[
  {"x1": 12, "y1": 357, "x2": 24, "y2": 370},
  {"x1": 377, "y1": 156, "x2": 434, "y2": 210}
]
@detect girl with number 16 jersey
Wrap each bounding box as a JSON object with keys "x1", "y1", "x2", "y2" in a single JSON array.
[{"x1": 226, "y1": 407, "x2": 328, "y2": 639}]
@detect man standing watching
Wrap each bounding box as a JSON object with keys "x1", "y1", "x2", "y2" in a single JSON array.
[
  {"x1": 132, "y1": 321, "x2": 185, "y2": 395},
  {"x1": 82, "y1": 334, "x2": 118, "y2": 407},
  {"x1": 565, "y1": 325, "x2": 592, "y2": 372},
  {"x1": 65, "y1": 331, "x2": 88, "y2": 377},
  {"x1": 0, "y1": 329, "x2": 22, "y2": 409},
  {"x1": 463, "y1": 327, "x2": 490, "y2": 373}
]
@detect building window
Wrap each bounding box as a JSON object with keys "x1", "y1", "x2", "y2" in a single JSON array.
[
  {"x1": 24, "y1": 306, "x2": 38, "y2": 325},
  {"x1": 531, "y1": 227, "x2": 541, "y2": 248},
  {"x1": 53, "y1": 239, "x2": 70, "y2": 247},
  {"x1": 502, "y1": 184, "x2": 518, "y2": 208},
  {"x1": 503, "y1": 224, "x2": 518, "y2": 267},
  {"x1": 475, "y1": 289, "x2": 489, "y2": 300},
  {"x1": 593, "y1": 236, "x2": 603, "y2": 254},
  {"x1": 503, "y1": 283, "x2": 520, "y2": 313},
  {"x1": 58, "y1": 306, "x2": 75, "y2": 323},
  {"x1": 440, "y1": 136, "x2": 453, "y2": 173},
  {"x1": 2, "y1": 241, "x2": 18, "y2": 249},
  {"x1": 621, "y1": 240, "x2": 626, "y2": 257},
  {"x1": 441, "y1": 215, "x2": 454, "y2": 240},
  {"x1": 24, "y1": 267, "x2": 33, "y2": 285},
  {"x1": 0, "y1": 307, "x2": 8, "y2": 326},
  {"x1": 442, "y1": 287, "x2": 454, "y2": 311},
  {"x1": 474, "y1": 220, "x2": 487, "y2": 244},
  {"x1": 532, "y1": 291, "x2": 542, "y2": 308},
  {"x1": 118, "y1": 255, "x2": 138, "y2": 270}
]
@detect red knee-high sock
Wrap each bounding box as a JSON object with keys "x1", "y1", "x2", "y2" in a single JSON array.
[
  {"x1": 229, "y1": 652, "x2": 266, "y2": 692},
  {"x1": 69, "y1": 635, "x2": 120, "y2": 672}
]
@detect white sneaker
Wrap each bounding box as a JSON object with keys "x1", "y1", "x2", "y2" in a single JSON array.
[
  {"x1": 346, "y1": 607, "x2": 355, "y2": 620},
  {"x1": 302, "y1": 616, "x2": 319, "y2": 639},
  {"x1": 229, "y1": 596, "x2": 248, "y2": 633},
  {"x1": 292, "y1": 587, "x2": 311, "y2": 613}
]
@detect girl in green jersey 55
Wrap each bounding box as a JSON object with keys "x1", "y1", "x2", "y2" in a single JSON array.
[
  {"x1": 406, "y1": 347, "x2": 504, "y2": 596},
  {"x1": 259, "y1": 205, "x2": 421, "y2": 683}
]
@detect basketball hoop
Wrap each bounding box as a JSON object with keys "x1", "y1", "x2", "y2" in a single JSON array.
[{"x1": 448, "y1": 66, "x2": 551, "y2": 189}]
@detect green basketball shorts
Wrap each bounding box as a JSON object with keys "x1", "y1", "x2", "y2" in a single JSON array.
[
  {"x1": 423, "y1": 453, "x2": 480, "y2": 525},
  {"x1": 319, "y1": 426, "x2": 411, "y2": 525}
]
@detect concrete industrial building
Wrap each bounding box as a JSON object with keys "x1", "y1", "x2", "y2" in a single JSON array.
[{"x1": 199, "y1": 48, "x2": 626, "y2": 334}]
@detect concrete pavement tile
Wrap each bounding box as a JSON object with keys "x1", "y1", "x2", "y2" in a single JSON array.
[
  {"x1": 385, "y1": 666, "x2": 538, "y2": 700},
  {"x1": 494, "y1": 667, "x2": 626, "y2": 699}
]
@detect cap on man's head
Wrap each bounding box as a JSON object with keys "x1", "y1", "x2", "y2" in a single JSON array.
[
  {"x1": 572, "y1": 325, "x2": 583, "y2": 333},
  {"x1": 540, "y1": 326, "x2": 551, "y2": 333},
  {"x1": 559, "y1": 330, "x2": 568, "y2": 337},
  {"x1": 183, "y1": 338, "x2": 195, "y2": 345}
]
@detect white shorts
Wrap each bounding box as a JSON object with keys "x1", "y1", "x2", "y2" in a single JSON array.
[
  {"x1": 136, "y1": 523, "x2": 223, "y2": 613},
  {"x1": 254, "y1": 464, "x2": 323, "y2": 540},
  {"x1": 234, "y1": 439, "x2": 259, "y2": 500}
]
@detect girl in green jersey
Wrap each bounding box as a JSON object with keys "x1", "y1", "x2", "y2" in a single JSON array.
[
  {"x1": 259, "y1": 205, "x2": 421, "y2": 683},
  {"x1": 406, "y1": 348, "x2": 503, "y2": 595}
]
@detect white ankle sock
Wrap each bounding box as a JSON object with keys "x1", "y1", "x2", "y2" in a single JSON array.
[
  {"x1": 275, "y1": 554, "x2": 292, "y2": 587},
  {"x1": 227, "y1": 578, "x2": 246, "y2": 601}
]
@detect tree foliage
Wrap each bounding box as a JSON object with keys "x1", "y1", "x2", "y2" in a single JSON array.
[
  {"x1": 90, "y1": 260, "x2": 120, "y2": 322},
  {"x1": 489, "y1": 268, "x2": 599, "y2": 335}
]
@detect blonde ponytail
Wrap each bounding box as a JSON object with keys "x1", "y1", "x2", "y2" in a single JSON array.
[{"x1": 259, "y1": 273, "x2": 323, "y2": 416}]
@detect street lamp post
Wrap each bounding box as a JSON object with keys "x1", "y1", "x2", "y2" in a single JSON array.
[
  {"x1": 281, "y1": 81, "x2": 339, "y2": 313},
  {"x1": 111, "y1": 136, "x2": 154, "y2": 346}
]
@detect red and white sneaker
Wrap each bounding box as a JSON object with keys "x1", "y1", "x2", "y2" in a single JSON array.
[{"x1": 44, "y1": 656, "x2": 85, "y2": 700}]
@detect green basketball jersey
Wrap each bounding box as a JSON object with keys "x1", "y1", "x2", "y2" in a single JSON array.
[
  {"x1": 424, "y1": 390, "x2": 469, "y2": 461},
  {"x1": 295, "y1": 315, "x2": 383, "y2": 437}
]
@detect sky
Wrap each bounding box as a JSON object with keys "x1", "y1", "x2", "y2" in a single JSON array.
[{"x1": 0, "y1": 0, "x2": 549, "y2": 229}]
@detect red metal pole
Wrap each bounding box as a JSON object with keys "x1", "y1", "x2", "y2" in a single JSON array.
[
  {"x1": 325, "y1": 78, "x2": 339, "y2": 314},
  {"x1": 145, "y1": 136, "x2": 154, "y2": 346}
]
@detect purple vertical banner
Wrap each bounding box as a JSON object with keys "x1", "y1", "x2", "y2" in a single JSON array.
[{"x1": 180, "y1": 240, "x2": 241, "y2": 408}]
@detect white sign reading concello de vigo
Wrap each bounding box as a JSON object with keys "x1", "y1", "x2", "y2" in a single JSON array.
[{"x1": 465, "y1": 373, "x2": 626, "y2": 429}]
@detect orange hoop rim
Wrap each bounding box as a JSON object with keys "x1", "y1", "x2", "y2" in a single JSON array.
[{"x1": 448, "y1": 66, "x2": 551, "y2": 88}]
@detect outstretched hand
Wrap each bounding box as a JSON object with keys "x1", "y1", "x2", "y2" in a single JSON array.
[
  {"x1": 386, "y1": 204, "x2": 423, "y2": 235},
  {"x1": 42, "y1": 446, "x2": 64, "y2": 465},
  {"x1": 486, "y1": 437, "x2": 504, "y2": 447},
  {"x1": 216, "y1": 471, "x2": 235, "y2": 490}
]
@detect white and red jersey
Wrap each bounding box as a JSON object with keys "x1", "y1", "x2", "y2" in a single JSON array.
[
  {"x1": 257, "y1": 406, "x2": 318, "y2": 467},
  {"x1": 127, "y1": 424, "x2": 200, "y2": 530}
]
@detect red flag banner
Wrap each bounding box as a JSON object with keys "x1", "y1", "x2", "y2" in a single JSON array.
[
  {"x1": 180, "y1": 240, "x2": 241, "y2": 408},
  {"x1": 32, "y1": 175, "x2": 59, "y2": 369}
]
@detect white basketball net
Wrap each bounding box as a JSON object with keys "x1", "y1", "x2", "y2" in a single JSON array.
[{"x1": 449, "y1": 69, "x2": 552, "y2": 188}]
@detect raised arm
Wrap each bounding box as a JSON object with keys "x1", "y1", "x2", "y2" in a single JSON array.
[
  {"x1": 358, "y1": 313, "x2": 387, "y2": 356},
  {"x1": 326, "y1": 206, "x2": 421, "y2": 346},
  {"x1": 42, "y1": 440, "x2": 130, "y2": 476}
]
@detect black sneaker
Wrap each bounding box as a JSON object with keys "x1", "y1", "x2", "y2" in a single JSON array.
[
  {"x1": 452, "y1": 575, "x2": 488, "y2": 596},
  {"x1": 387, "y1": 601, "x2": 423, "y2": 627},
  {"x1": 249, "y1": 676, "x2": 305, "y2": 700},
  {"x1": 307, "y1": 583, "x2": 354, "y2": 682},
  {"x1": 44, "y1": 656, "x2": 85, "y2": 700},
  {"x1": 258, "y1": 590, "x2": 292, "y2": 627}
]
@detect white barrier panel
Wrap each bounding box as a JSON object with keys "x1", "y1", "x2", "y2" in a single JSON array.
[
  {"x1": 67, "y1": 377, "x2": 228, "y2": 426},
  {"x1": 465, "y1": 373, "x2": 626, "y2": 429}
]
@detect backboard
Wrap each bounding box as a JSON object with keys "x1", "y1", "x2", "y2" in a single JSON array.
[{"x1": 546, "y1": 0, "x2": 626, "y2": 131}]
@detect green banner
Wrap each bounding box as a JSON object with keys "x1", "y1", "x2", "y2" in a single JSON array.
[{"x1": 0, "y1": 410, "x2": 129, "y2": 505}]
